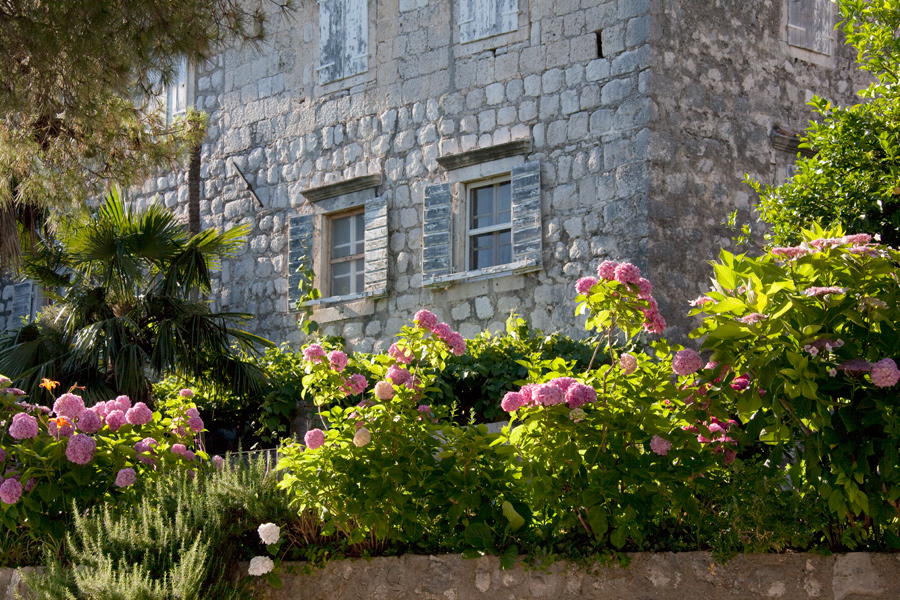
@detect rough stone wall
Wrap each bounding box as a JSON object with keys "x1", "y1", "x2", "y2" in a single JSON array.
[
  {"x1": 646, "y1": 0, "x2": 867, "y2": 339},
  {"x1": 4, "y1": 552, "x2": 900, "y2": 600},
  {"x1": 132, "y1": 0, "x2": 653, "y2": 351}
]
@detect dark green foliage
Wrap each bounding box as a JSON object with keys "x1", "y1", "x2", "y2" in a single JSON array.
[
  {"x1": 752, "y1": 0, "x2": 900, "y2": 247},
  {"x1": 25, "y1": 456, "x2": 292, "y2": 599},
  {"x1": 0, "y1": 189, "x2": 273, "y2": 404}
]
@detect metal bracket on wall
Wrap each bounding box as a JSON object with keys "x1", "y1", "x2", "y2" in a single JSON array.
[{"x1": 229, "y1": 158, "x2": 264, "y2": 208}]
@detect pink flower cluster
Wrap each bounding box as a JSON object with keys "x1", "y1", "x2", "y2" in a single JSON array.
[
  {"x1": 501, "y1": 378, "x2": 598, "y2": 412},
  {"x1": 413, "y1": 310, "x2": 466, "y2": 356},
  {"x1": 650, "y1": 435, "x2": 671, "y2": 456},
  {"x1": 771, "y1": 247, "x2": 811, "y2": 260},
  {"x1": 9, "y1": 413, "x2": 38, "y2": 440},
  {"x1": 115, "y1": 468, "x2": 137, "y2": 488},
  {"x1": 804, "y1": 286, "x2": 846, "y2": 297},
  {"x1": 672, "y1": 349, "x2": 703, "y2": 376},
  {"x1": 592, "y1": 261, "x2": 666, "y2": 334},
  {"x1": 304, "y1": 428, "x2": 325, "y2": 450},
  {"x1": 684, "y1": 417, "x2": 738, "y2": 464},
  {"x1": 303, "y1": 343, "x2": 368, "y2": 398},
  {"x1": 0, "y1": 478, "x2": 22, "y2": 505},
  {"x1": 65, "y1": 433, "x2": 97, "y2": 465},
  {"x1": 619, "y1": 354, "x2": 637, "y2": 375},
  {"x1": 871, "y1": 358, "x2": 900, "y2": 388}
]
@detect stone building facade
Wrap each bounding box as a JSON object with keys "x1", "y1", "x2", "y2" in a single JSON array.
[{"x1": 1, "y1": 0, "x2": 867, "y2": 350}]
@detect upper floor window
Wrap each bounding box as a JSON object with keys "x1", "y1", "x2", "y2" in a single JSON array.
[
  {"x1": 318, "y1": 0, "x2": 368, "y2": 84},
  {"x1": 787, "y1": 0, "x2": 834, "y2": 56},
  {"x1": 467, "y1": 178, "x2": 512, "y2": 270},
  {"x1": 459, "y1": 0, "x2": 518, "y2": 44},
  {"x1": 329, "y1": 209, "x2": 366, "y2": 296}
]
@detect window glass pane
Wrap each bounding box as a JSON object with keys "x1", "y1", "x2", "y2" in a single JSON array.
[
  {"x1": 498, "y1": 230, "x2": 512, "y2": 265},
  {"x1": 355, "y1": 258, "x2": 364, "y2": 292},
  {"x1": 332, "y1": 216, "x2": 352, "y2": 258},
  {"x1": 332, "y1": 261, "x2": 351, "y2": 296},
  {"x1": 471, "y1": 185, "x2": 494, "y2": 229},
  {"x1": 471, "y1": 233, "x2": 495, "y2": 270},
  {"x1": 353, "y1": 213, "x2": 366, "y2": 254},
  {"x1": 498, "y1": 182, "x2": 511, "y2": 224}
]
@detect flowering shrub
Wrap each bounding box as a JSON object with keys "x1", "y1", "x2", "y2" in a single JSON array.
[
  {"x1": 0, "y1": 380, "x2": 207, "y2": 541},
  {"x1": 690, "y1": 226, "x2": 900, "y2": 534}
]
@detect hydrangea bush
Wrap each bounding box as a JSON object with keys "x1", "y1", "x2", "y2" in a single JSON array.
[
  {"x1": 690, "y1": 226, "x2": 900, "y2": 541},
  {"x1": 0, "y1": 380, "x2": 209, "y2": 541}
]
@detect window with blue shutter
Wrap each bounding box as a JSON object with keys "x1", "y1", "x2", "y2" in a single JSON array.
[
  {"x1": 459, "y1": 0, "x2": 518, "y2": 44},
  {"x1": 318, "y1": 0, "x2": 368, "y2": 85},
  {"x1": 288, "y1": 215, "x2": 315, "y2": 310},
  {"x1": 787, "y1": 0, "x2": 833, "y2": 56}
]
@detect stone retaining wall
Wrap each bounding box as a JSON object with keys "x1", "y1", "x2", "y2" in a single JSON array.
[{"x1": 8, "y1": 552, "x2": 893, "y2": 600}]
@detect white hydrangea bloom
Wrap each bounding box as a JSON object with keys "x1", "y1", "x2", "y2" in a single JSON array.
[
  {"x1": 248, "y1": 556, "x2": 275, "y2": 576},
  {"x1": 353, "y1": 427, "x2": 371, "y2": 447},
  {"x1": 257, "y1": 522, "x2": 280, "y2": 545}
]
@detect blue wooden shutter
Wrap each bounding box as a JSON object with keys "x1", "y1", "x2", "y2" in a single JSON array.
[
  {"x1": 788, "y1": 0, "x2": 833, "y2": 55},
  {"x1": 423, "y1": 183, "x2": 452, "y2": 282},
  {"x1": 288, "y1": 215, "x2": 315, "y2": 309},
  {"x1": 497, "y1": 0, "x2": 518, "y2": 36},
  {"x1": 460, "y1": 0, "x2": 517, "y2": 43},
  {"x1": 343, "y1": 0, "x2": 368, "y2": 78},
  {"x1": 318, "y1": 0, "x2": 344, "y2": 84},
  {"x1": 510, "y1": 161, "x2": 542, "y2": 268},
  {"x1": 364, "y1": 195, "x2": 388, "y2": 295},
  {"x1": 10, "y1": 282, "x2": 34, "y2": 329}
]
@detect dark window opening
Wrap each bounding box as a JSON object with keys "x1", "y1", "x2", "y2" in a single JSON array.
[{"x1": 595, "y1": 30, "x2": 603, "y2": 58}]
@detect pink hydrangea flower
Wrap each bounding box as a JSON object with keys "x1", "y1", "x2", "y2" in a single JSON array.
[
  {"x1": 389, "y1": 343, "x2": 413, "y2": 364},
  {"x1": 519, "y1": 383, "x2": 540, "y2": 407},
  {"x1": 432, "y1": 322, "x2": 452, "y2": 340},
  {"x1": 501, "y1": 391, "x2": 524, "y2": 412},
  {"x1": 212, "y1": 455, "x2": 225, "y2": 470},
  {"x1": 650, "y1": 435, "x2": 671, "y2": 456},
  {"x1": 575, "y1": 277, "x2": 598, "y2": 295},
  {"x1": 842, "y1": 233, "x2": 872, "y2": 245},
  {"x1": 348, "y1": 373, "x2": 368, "y2": 395},
  {"x1": 303, "y1": 343, "x2": 326, "y2": 363},
  {"x1": 770, "y1": 247, "x2": 810, "y2": 260},
  {"x1": 414, "y1": 309, "x2": 438, "y2": 331},
  {"x1": 179, "y1": 389, "x2": 194, "y2": 398},
  {"x1": 619, "y1": 354, "x2": 637, "y2": 375},
  {"x1": 115, "y1": 468, "x2": 137, "y2": 488},
  {"x1": 740, "y1": 313, "x2": 767, "y2": 324},
  {"x1": 9, "y1": 413, "x2": 39, "y2": 440},
  {"x1": 77, "y1": 409, "x2": 102, "y2": 434},
  {"x1": 597, "y1": 260, "x2": 618, "y2": 280},
  {"x1": 533, "y1": 383, "x2": 564, "y2": 406},
  {"x1": 672, "y1": 349, "x2": 703, "y2": 376},
  {"x1": 91, "y1": 402, "x2": 109, "y2": 418},
  {"x1": 135, "y1": 437, "x2": 158, "y2": 455},
  {"x1": 644, "y1": 311, "x2": 667, "y2": 334},
  {"x1": 113, "y1": 395, "x2": 131, "y2": 412},
  {"x1": 105, "y1": 410, "x2": 126, "y2": 432},
  {"x1": 445, "y1": 331, "x2": 466, "y2": 356},
  {"x1": 304, "y1": 428, "x2": 325, "y2": 450},
  {"x1": 65, "y1": 434, "x2": 96, "y2": 465},
  {"x1": 328, "y1": 350, "x2": 348, "y2": 372},
  {"x1": 565, "y1": 383, "x2": 597, "y2": 408},
  {"x1": 188, "y1": 416, "x2": 204, "y2": 433},
  {"x1": 182, "y1": 449, "x2": 196, "y2": 462},
  {"x1": 804, "y1": 286, "x2": 846, "y2": 297},
  {"x1": 730, "y1": 374, "x2": 751, "y2": 392},
  {"x1": 0, "y1": 448, "x2": 5, "y2": 462},
  {"x1": 53, "y1": 393, "x2": 85, "y2": 421},
  {"x1": 0, "y1": 478, "x2": 22, "y2": 504},
  {"x1": 549, "y1": 377, "x2": 578, "y2": 393},
  {"x1": 839, "y1": 358, "x2": 873, "y2": 373},
  {"x1": 690, "y1": 296, "x2": 714, "y2": 307},
  {"x1": 126, "y1": 402, "x2": 153, "y2": 426},
  {"x1": 353, "y1": 427, "x2": 371, "y2": 447},
  {"x1": 186, "y1": 407, "x2": 200, "y2": 419},
  {"x1": 636, "y1": 278, "x2": 653, "y2": 298},
  {"x1": 49, "y1": 417, "x2": 74, "y2": 438},
  {"x1": 24, "y1": 478, "x2": 35, "y2": 492},
  {"x1": 374, "y1": 380, "x2": 394, "y2": 400},
  {"x1": 871, "y1": 358, "x2": 900, "y2": 388},
  {"x1": 386, "y1": 365, "x2": 411, "y2": 385},
  {"x1": 171, "y1": 443, "x2": 187, "y2": 456},
  {"x1": 613, "y1": 262, "x2": 641, "y2": 285}
]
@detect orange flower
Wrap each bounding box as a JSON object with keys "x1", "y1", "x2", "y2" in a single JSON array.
[
  {"x1": 50, "y1": 417, "x2": 71, "y2": 428},
  {"x1": 40, "y1": 378, "x2": 59, "y2": 391}
]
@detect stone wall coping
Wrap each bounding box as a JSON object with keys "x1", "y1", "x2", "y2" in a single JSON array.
[
  {"x1": 6, "y1": 552, "x2": 900, "y2": 599},
  {"x1": 435, "y1": 139, "x2": 532, "y2": 171},
  {"x1": 422, "y1": 258, "x2": 540, "y2": 288},
  {"x1": 300, "y1": 174, "x2": 382, "y2": 203}
]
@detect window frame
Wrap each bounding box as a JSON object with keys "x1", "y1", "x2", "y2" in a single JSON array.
[
  {"x1": 317, "y1": 0, "x2": 371, "y2": 88},
  {"x1": 464, "y1": 175, "x2": 513, "y2": 272},
  {"x1": 784, "y1": 0, "x2": 835, "y2": 65},
  {"x1": 325, "y1": 206, "x2": 367, "y2": 298}
]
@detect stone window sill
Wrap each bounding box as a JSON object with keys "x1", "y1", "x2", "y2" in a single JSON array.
[
  {"x1": 301, "y1": 288, "x2": 386, "y2": 308},
  {"x1": 422, "y1": 259, "x2": 539, "y2": 289}
]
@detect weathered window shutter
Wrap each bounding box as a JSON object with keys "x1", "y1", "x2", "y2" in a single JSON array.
[
  {"x1": 288, "y1": 215, "x2": 315, "y2": 309},
  {"x1": 166, "y1": 57, "x2": 189, "y2": 123},
  {"x1": 10, "y1": 282, "x2": 34, "y2": 329},
  {"x1": 343, "y1": 0, "x2": 368, "y2": 79},
  {"x1": 788, "y1": 0, "x2": 833, "y2": 55},
  {"x1": 497, "y1": 0, "x2": 519, "y2": 37},
  {"x1": 318, "y1": 0, "x2": 344, "y2": 84},
  {"x1": 364, "y1": 195, "x2": 388, "y2": 295},
  {"x1": 423, "y1": 183, "x2": 452, "y2": 281},
  {"x1": 510, "y1": 161, "x2": 542, "y2": 268}
]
